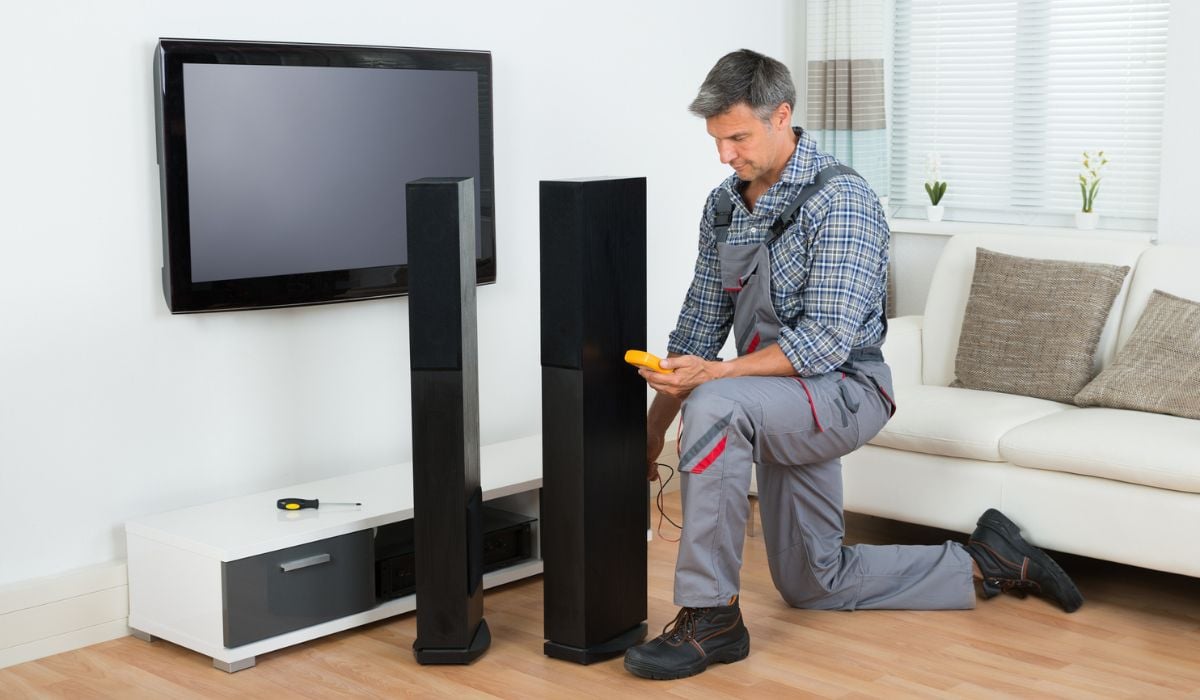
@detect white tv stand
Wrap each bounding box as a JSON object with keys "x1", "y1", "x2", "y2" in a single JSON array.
[{"x1": 125, "y1": 435, "x2": 542, "y2": 672}]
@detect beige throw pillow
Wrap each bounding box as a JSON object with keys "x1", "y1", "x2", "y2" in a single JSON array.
[
  {"x1": 952, "y1": 248, "x2": 1130, "y2": 403},
  {"x1": 1074, "y1": 290, "x2": 1200, "y2": 419}
]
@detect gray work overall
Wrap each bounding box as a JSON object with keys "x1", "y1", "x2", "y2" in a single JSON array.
[{"x1": 673, "y1": 166, "x2": 975, "y2": 610}]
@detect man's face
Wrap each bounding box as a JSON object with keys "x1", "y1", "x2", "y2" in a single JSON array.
[{"x1": 705, "y1": 103, "x2": 790, "y2": 183}]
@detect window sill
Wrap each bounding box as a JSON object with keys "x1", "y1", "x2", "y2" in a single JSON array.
[{"x1": 887, "y1": 217, "x2": 1156, "y2": 243}]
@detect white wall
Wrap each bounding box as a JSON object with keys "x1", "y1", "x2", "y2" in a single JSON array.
[{"x1": 0, "y1": 0, "x2": 794, "y2": 586}]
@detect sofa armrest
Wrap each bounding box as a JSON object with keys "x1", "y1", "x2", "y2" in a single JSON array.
[{"x1": 882, "y1": 315, "x2": 923, "y2": 386}]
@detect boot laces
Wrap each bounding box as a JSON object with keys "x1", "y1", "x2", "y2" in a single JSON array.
[{"x1": 663, "y1": 607, "x2": 708, "y2": 641}]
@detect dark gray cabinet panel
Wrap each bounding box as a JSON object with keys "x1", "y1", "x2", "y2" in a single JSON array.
[{"x1": 222, "y1": 529, "x2": 374, "y2": 648}]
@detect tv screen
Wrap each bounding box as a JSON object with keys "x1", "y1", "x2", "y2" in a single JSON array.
[{"x1": 154, "y1": 39, "x2": 496, "y2": 313}]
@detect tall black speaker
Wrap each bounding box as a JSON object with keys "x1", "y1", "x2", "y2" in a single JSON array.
[
  {"x1": 540, "y1": 177, "x2": 648, "y2": 664},
  {"x1": 407, "y1": 177, "x2": 490, "y2": 665}
]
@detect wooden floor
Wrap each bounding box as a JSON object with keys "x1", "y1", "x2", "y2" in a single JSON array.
[{"x1": 4, "y1": 492, "x2": 1200, "y2": 698}]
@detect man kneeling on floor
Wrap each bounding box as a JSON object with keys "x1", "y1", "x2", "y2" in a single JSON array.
[{"x1": 623, "y1": 48, "x2": 1084, "y2": 681}]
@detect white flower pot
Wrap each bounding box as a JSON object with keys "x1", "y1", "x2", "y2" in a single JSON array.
[
  {"x1": 1075, "y1": 211, "x2": 1099, "y2": 230},
  {"x1": 926, "y1": 205, "x2": 945, "y2": 223}
]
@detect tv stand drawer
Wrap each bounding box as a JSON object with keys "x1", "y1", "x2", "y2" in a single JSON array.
[{"x1": 221, "y1": 529, "x2": 374, "y2": 648}]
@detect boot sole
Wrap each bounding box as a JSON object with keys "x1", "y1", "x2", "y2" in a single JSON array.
[
  {"x1": 623, "y1": 635, "x2": 750, "y2": 680},
  {"x1": 977, "y1": 509, "x2": 1084, "y2": 613}
]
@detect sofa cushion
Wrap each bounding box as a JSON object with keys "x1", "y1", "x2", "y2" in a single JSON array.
[
  {"x1": 999, "y1": 407, "x2": 1200, "y2": 494},
  {"x1": 1116, "y1": 243, "x2": 1200, "y2": 350},
  {"x1": 1075, "y1": 290, "x2": 1200, "y2": 420},
  {"x1": 869, "y1": 385, "x2": 1073, "y2": 462},
  {"x1": 921, "y1": 234, "x2": 1148, "y2": 388},
  {"x1": 951, "y1": 248, "x2": 1129, "y2": 403}
]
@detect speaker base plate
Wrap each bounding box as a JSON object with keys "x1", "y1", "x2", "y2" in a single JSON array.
[
  {"x1": 544, "y1": 621, "x2": 648, "y2": 665},
  {"x1": 413, "y1": 619, "x2": 491, "y2": 665}
]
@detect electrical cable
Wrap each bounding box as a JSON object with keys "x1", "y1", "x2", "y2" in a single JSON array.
[
  {"x1": 652, "y1": 461, "x2": 683, "y2": 542},
  {"x1": 648, "y1": 412, "x2": 688, "y2": 542}
]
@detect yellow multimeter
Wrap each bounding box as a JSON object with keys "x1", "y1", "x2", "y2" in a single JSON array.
[{"x1": 624, "y1": 350, "x2": 673, "y2": 374}]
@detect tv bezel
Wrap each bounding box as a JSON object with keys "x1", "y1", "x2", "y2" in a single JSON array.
[{"x1": 154, "y1": 38, "x2": 496, "y2": 314}]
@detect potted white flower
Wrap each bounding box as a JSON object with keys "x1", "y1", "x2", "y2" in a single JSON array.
[
  {"x1": 1076, "y1": 150, "x2": 1108, "y2": 230},
  {"x1": 925, "y1": 153, "x2": 948, "y2": 222}
]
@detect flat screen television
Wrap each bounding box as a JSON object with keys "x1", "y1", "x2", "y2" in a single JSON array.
[{"x1": 154, "y1": 39, "x2": 496, "y2": 313}]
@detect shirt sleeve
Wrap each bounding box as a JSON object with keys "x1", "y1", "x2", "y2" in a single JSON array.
[
  {"x1": 777, "y1": 185, "x2": 889, "y2": 376},
  {"x1": 667, "y1": 192, "x2": 734, "y2": 359}
]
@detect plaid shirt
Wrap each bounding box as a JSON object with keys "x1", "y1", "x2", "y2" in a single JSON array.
[{"x1": 667, "y1": 128, "x2": 889, "y2": 377}]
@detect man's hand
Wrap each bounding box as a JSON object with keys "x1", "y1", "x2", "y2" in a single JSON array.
[{"x1": 639, "y1": 354, "x2": 725, "y2": 399}]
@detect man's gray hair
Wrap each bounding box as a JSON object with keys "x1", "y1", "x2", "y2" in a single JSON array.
[{"x1": 689, "y1": 49, "x2": 796, "y2": 122}]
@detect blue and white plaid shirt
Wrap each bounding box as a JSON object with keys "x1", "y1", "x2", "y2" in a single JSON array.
[{"x1": 667, "y1": 128, "x2": 889, "y2": 377}]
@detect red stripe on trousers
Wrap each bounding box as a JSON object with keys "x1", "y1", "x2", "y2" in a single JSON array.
[
  {"x1": 794, "y1": 377, "x2": 825, "y2": 432},
  {"x1": 690, "y1": 436, "x2": 727, "y2": 475},
  {"x1": 746, "y1": 332, "x2": 761, "y2": 354},
  {"x1": 877, "y1": 384, "x2": 897, "y2": 417}
]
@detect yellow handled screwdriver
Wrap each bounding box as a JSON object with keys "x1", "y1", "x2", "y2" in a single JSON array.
[{"x1": 276, "y1": 497, "x2": 362, "y2": 511}]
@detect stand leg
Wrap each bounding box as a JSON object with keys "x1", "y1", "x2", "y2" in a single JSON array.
[
  {"x1": 129, "y1": 628, "x2": 154, "y2": 643},
  {"x1": 213, "y1": 656, "x2": 256, "y2": 673}
]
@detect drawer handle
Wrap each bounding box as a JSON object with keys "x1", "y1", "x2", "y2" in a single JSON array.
[{"x1": 279, "y1": 553, "x2": 331, "y2": 572}]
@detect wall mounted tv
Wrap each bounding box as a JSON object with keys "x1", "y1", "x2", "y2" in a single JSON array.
[{"x1": 154, "y1": 39, "x2": 496, "y2": 313}]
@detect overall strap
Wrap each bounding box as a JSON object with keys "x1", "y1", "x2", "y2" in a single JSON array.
[
  {"x1": 769, "y1": 164, "x2": 861, "y2": 238},
  {"x1": 713, "y1": 189, "x2": 735, "y2": 244}
]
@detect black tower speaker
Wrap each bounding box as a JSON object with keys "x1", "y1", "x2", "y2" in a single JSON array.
[
  {"x1": 540, "y1": 177, "x2": 649, "y2": 664},
  {"x1": 407, "y1": 177, "x2": 490, "y2": 665}
]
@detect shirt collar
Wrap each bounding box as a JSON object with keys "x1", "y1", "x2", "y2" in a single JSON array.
[{"x1": 781, "y1": 127, "x2": 819, "y2": 186}]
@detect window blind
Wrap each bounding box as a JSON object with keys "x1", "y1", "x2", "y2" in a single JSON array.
[{"x1": 889, "y1": 0, "x2": 1169, "y2": 229}]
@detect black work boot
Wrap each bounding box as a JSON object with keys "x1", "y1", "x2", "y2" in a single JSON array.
[
  {"x1": 966, "y1": 508, "x2": 1084, "y2": 613},
  {"x1": 623, "y1": 596, "x2": 750, "y2": 680}
]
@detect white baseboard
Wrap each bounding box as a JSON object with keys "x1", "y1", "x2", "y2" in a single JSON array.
[
  {"x1": 0, "y1": 561, "x2": 129, "y2": 669},
  {"x1": 0, "y1": 619, "x2": 130, "y2": 670}
]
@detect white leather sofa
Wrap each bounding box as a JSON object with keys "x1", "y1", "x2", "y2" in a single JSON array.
[{"x1": 842, "y1": 232, "x2": 1200, "y2": 578}]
